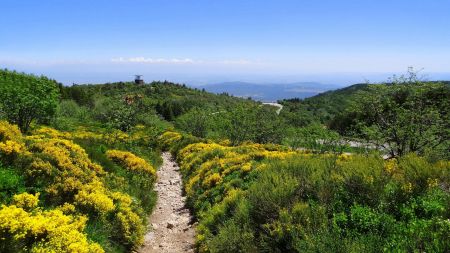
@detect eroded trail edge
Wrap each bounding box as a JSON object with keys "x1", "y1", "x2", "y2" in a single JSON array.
[{"x1": 139, "y1": 152, "x2": 195, "y2": 253}]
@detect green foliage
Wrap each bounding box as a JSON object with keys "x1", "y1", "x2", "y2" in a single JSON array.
[
  {"x1": 93, "y1": 97, "x2": 138, "y2": 132},
  {"x1": 175, "y1": 107, "x2": 211, "y2": 138},
  {"x1": 333, "y1": 71, "x2": 449, "y2": 158},
  {"x1": 173, "y1": 135, "x2": 450, "y2": 252},
  {"x1": 51, "y1": 99, "x2": 92, "y2": 131},
  {"x1": 283, "y1": 124, "x2": 344, "y2": 153},
  {"x1": 0, "y1": 69, "x2": 59, "y2": 132},
  {"x1": 221, "y1": 105, "x2": 285, "y2": 145},
  {"x1": 206, "y1": 221, "x2": 256, "y2": 253},
  {"x1": 3, "y1": 67, "x2": 449, "y2": 252},
  {"x1": 280, "y1": 83, "x2": 370, "y2": 125},
  {"x1": 57, "y1": 99, "x2": 91, "y2": 121},
  {"x1": 74, "y1": 136, "x2": 159, "y2": 213},
  {"x1": 0, "y1": 164, "x2": 25, "y2": 204}
]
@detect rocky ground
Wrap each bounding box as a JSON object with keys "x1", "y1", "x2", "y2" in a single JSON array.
[{"x1": 139, "y1": 152, "x2": 196, "y2": 253}]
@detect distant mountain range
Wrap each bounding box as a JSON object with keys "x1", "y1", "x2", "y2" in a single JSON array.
[{"x1": 198, "y1": 81, "x2": 343, "y2": 102}]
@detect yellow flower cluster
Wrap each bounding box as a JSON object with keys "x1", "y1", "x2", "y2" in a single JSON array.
[
  {"x1": 337, "y1": 153, "x2": 352, "y2": 164},
  {"x1": 427, "y1": 178, "x2": 439, "y2": 188},
  {"x1": 0, "y1": 123, "x2": 150, "y2": 251},
  {"x1": 402, "y1": 182, "x2": 413, "y2": 193},
  {"x1": 28, "y1": 138, "x2": 104, "y2": 197},
  {"x1": 57, "y1": 203, "x2": 77, "y2": 214},
  {"x1": 0, "y1": 197, "x2": 103, "y2": 252},
  {"x1": 27, "y1": 158, "x2": 54, "y2": 176},
  {"x1": 203, "y1": 173, "x2": 222, "y2": 187},
  {"x1": 106, "y1": 150, "x2": 156, "y2": 176},
  {"x1": 158, "y1": 131, "x2": 182, "y2": 149},
  {"x1": 103, "y1": 130, "x2": 130, "y2": 144},
  {"x1": 0, "y1": 140, "x2": 26, "y2": 155},
  {"x1": 0, "y1": 121, "x2": 27, "y2": 162},
  {"x1": 12, "y1": 192, "x2": 40, "y2": 210},
  {"x1": 74, "y1": 180, "x2": 115, "y2": 214},
  {"x1": 72, "y1": 128, "x2": 103, "y2": 141},
  {"x1": 384, "y1": 159, "x2": 398, "y2": 174},
  {"x1": 110, "y1": 191, "x2": 144, "y2": 246},
  {"x1": 0, "y1": 120, "x2": 22, "y2": 141},
  {"x1": 176, "y1": 141, "x2": 297, "y2": 203},
  {"x1": 116, "y1": 206, "x2": 144, "y2": 246},
  {"x1": 33, "y1": 126, "x2": 73, "y2": 139}
]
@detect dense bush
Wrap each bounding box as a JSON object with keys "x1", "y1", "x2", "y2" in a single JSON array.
[
  {"x1": 0, "y1": 121, "x2": 158, "y2": 252},
  {"x1": 338, "y1": 80, "x2": 450, "y2": 158},
  {"x1": 162, "y1": 130, "x2": 450, "y2": 253},
  {"x1": 0, "y1": 69, "x2": 59, "y2": 133},
  {"x1": 283, "y1": 124, "x2": 345, "y2": 153}
]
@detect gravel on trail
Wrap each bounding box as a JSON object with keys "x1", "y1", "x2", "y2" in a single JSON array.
[{"x1": 139, "y1": 152, "x2": 196, "y2": 253}]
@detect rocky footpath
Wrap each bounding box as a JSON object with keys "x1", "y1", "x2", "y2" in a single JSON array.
[{"x1": 139, "y1": 152, "x2": 196, "y2": 253}]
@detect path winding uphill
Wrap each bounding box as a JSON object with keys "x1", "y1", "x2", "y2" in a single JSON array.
[{"x1": 139, "y1": 152, "x2": 196, "y2": 253}]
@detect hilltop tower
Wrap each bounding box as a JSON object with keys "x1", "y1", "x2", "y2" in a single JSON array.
[{"x1": 134, "y1": 75, "x2": 144, "y2": 84}]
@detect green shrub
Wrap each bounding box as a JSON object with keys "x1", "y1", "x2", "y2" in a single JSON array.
[{"x1": 0, "y1": 164, "x2": 25, "y2": 204}]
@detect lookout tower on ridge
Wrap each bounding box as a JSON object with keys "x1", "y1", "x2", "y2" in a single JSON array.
[{"x1": 134, "y1": 75, "x2": 144, "y2": 84}]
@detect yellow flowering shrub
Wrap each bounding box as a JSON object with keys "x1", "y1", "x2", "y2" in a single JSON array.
[
  {"x1": 106, "y1": 150, "x2": 156, "y2": 176},
  {"x1": 12, "y1": 192, "x2": 40, "y2": 210},
  {"x1": 173, "y1": 138, "x2": 302, "y2": 214},
  {"x1": 26, "y1": 158, "x2": 54, "y2": 176},
  {"x1": 163, "y1": 130, "x2": 450, "y2": 252},
  {"x1": 384, "y1": 159, "x2": 398, "y2": 174},
  {"x1": 33, "y1": 126, "x2": 73, "y2": 139},
  {"x1": 30, "y1": 138, "x2": 104, "y2": 175},
  {"x1": 110, "y1": 191, "x2": 145, "y2": 248},
  {"x1": 0, "y1": 140, "x2": 26, "y2": 155},
  {"x1": 27, "y1": 138, "x2": 105, "y2": 199},
  {"x1": 427, "y1": 178, "x2": 439, "y2": 188},
  {"x1": 111, "y1": 192, "x2": 133, "y2": 207},
  {"x1": 58, "y1": 203, "x2": 77, "y2": 214},
  {"x1": 159, "y1": 131, "x2": 182, "y2": 149},
  {"x1": 0, "y1": 120, "x2": 22, "y2": 141},
  {"x1": 74, "y1": 180, "x2": 115, "y2": 214},
  {"x1": 0, "y1": 123, "x2": 152, "y2": 251},
  {"x1": 203, "y1": 173, "x2": 222, "y2": 187},
  {"x1": 103, "y1": 130, "x2": 130, "y2": 145},
  {"x1": 0, "y1": 202, "x2": 103, "y2": 252},
  {"x1": 115, "y1": 206, "x2": 145, "y2": 247},
  {"x1": 0, "y1": 121, "x2": 27, "y2": 164},
  {"x1": 72, "y1": 129, "x2": 103, "y2": 141},
  {"x1": 337, "y1": 153, "x2": 352, "y2": 161}
]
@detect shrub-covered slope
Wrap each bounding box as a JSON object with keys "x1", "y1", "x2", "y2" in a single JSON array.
[
  {"x1": 0, "y1": 121, "x2": 159, "y2": 252},
  {"x1": 161, "y1": 131, "x2": 450, "y2": 253}
]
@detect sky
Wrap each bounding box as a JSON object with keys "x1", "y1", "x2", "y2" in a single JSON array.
[{"x1": 1, "y1": 0, "x2": 449, "y2": 85}]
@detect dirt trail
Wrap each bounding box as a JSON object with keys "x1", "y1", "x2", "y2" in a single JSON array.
[
  {"x1": 139, "y1": 152, "x2": 195, "y2": 253},
  {"x1": 262, "y1": 102, "x2": 283, "y2": 114}
]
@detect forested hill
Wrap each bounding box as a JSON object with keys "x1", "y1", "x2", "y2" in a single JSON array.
[
  {"x1": 280, "y1": 81, "x2": 450, "y2": 126},
  {"x1": 61, "y1": 81, "x2": 256, "y2": 111},
  {"x1": 279, "y1": 83, "x2": 370, "y2": 126},
  {"x1": 60, "y1": 80, "x2": 259, "y2": 123}
]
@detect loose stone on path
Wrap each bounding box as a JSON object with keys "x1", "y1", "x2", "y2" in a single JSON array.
[{"x1": 139, "y1": 152, "x2": 195, "y2": 253}]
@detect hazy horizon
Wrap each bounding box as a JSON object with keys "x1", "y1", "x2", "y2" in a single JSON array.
[
  {"x1": 1, "y1": 0, "x2": 449, "y2": 86},
  {"x1": 1, "y1": 67, "x2": 449, "y2": 87}
]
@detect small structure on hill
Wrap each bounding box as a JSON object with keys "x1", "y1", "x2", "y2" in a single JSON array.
[{"x1": 134, "y1": 75, "x2": 144, "y2": 84}]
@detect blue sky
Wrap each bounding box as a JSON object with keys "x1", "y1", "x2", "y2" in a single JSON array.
[{"x1": 1, "y1": 0, "x2": 449, "y2": 85}]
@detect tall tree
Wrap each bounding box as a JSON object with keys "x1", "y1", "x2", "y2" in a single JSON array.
[
  {"x1": 0, "y1": 69, "x2": 59, "y2": 132},
  {"x1": 342, "y1": 70, "x2": 449, "y2": 158}
]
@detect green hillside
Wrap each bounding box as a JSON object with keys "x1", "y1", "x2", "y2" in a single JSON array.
[
  {"x1": 1, "y1": 69, "x2": 449, "y2": 252},
  {"x1": 280, "y1": 83, "x2": 370, "y2": 126}
]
